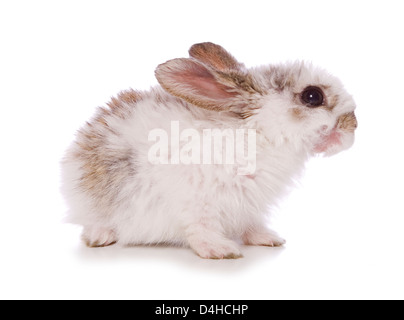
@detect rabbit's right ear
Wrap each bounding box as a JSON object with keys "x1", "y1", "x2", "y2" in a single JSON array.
[
  {"x1": 188, "y1": 42, "x2": 245, "y2": 72},
  {"x1": 155, "y1": 58, "x2": 243, "y2": 112}
]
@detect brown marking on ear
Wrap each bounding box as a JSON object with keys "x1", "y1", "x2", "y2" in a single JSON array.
[
  {"x1": 189, "y1": 42, "x2": 243, "y2": 72},
  {"x1": 218, "y1": 71, "x2": 264, "y2": 95},
  {"x1": 239, "y1": 109, "x2": 257, "y2": 119},
  {"x1": 337, "y1": 112, "x2": 358, "y2": 132}
]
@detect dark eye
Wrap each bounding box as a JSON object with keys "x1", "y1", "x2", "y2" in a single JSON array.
[{"x1": 301, "y1": 86, "x2": 324, "y2": 107}]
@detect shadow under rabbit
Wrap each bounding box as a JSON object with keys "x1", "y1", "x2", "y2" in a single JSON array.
[{"x1": 75, "y1": 242, "x2": 285, "y2": 273}]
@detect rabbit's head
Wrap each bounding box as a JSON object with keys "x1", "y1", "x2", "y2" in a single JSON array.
[{"x1": 155, "y1": 42, "x2": 357, "y2": 156}]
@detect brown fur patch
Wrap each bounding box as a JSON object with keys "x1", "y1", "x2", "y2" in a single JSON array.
[
  {"x1": 189, "y1": 42, "x2": 243, "y2": 72},
  {"x1": 75, "y1": 129, "x2": 135, "y2": 207},
  {"x1": 275, "y1": 73, "x2": 295, "y2": 91},
  {"x1": 265, "y1": 68, "x2": 296, "y2": 92},
  {"x1": 337, "y1": 112, "x2": 358, "y2": 132},
  {"x1": 239, "y1": 110, "x2": 257, "y2": 119},
  {"x1": 218, "y1": 71, "x2": 264, "y2": 95},
  {"x1": 290, "y1": 108, "x2": 305, "y2": 120},
  {"x1": 73, "y1": 90, "x2": 140, "y2": 207},
  {"x1": 107, "y1": 89, "x2": 142, "y2": 119},
  {"x1": 327, "y1": 94, "x2": 339, "y2": 110}
]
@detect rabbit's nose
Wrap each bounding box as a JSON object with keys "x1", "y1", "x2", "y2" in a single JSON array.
[{"x1": 337, "y1": 111, "x2": 357, "y2": 132}]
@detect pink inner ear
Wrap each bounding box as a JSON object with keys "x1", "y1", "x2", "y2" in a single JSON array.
[{"x1": 177, "y1": 61, "x2": 236, "y2": 100}]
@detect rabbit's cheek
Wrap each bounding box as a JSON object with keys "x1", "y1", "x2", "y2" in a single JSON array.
[{"x1": 313, "y1": 127, "x2": 342, "y2": 153}]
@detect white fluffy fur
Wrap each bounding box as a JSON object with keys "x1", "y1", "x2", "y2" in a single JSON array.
[{"x1": 61, "y1": 43, "x2": 356, "y2": 259}]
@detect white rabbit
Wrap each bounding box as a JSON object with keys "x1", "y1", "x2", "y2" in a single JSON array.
[{"x1": 61, "y1": 42, "x2": 357, "y2": 259}]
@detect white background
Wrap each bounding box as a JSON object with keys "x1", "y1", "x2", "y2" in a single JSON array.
[{"x1": 1, "y1": 0, "x2": 403, "y2": 300}]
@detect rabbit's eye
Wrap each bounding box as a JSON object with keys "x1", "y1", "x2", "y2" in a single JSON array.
[{"x1": 301, "y1": 86, "x2": 324, "y2": 107}]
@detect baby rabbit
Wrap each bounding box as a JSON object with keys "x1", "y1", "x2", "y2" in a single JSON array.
[{"x1": 61, "y1": 42, "x2": 357, "y2": 259}]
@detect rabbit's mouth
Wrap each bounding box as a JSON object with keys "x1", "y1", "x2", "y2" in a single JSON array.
[
  {"x1": 313, "y1": 112, "x2": 357, "y2": 155},
  {"x1": 313, "y1": 125, "x2": 342, "y2": 153}
]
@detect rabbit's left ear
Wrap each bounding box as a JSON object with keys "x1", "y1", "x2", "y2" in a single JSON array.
[
  {"x1": 189, "y1": 42, "x2": 245, "y2": 72},
  {"x1": 156, "y1": 58, "x2": 248, "y2": 112}
]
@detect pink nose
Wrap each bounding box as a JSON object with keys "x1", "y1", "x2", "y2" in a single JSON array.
[{"x1": 337, "y1": 112, "x2": 357, "y2": 132}]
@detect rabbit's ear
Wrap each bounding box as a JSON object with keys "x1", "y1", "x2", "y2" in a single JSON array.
[
  {"x1": 155, "y1": 58, "x2": 244, "y2": 112},
  {"x1": 188, "y1": 42, "x2": 245, "y2": 72}
]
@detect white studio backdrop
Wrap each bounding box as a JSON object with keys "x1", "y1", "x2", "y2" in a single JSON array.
[{"x1": 0, "y1": 0, "x2": 403, "y2": 299}]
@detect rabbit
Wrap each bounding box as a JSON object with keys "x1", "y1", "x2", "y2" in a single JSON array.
[{"x1": 61, "y1": 42, "x2": 357, "y2": 259}]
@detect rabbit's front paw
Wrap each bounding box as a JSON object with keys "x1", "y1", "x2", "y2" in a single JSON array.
[
  {"x1": 82, "y1": 226, "x2": 117, "y2": 247},
  {"x1": 188, "y1": 237, "x2": 242, "y2": 259},
  {"x1": 242, "y1": 229, "x2": 286, "y2": 247}
]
